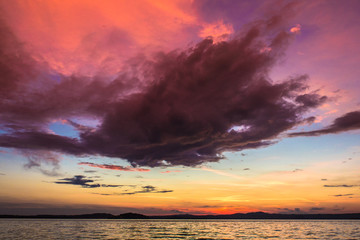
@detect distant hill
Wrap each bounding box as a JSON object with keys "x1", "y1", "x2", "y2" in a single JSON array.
[
  {"x1": 1, "y1": 212, "x2": 360, "y2": 219},
  {"x1": 0, "y1": 213, "x2": 114, "y2": 219},
  {"x1": 151, "y1": 212, "x2": 360, "y2": 219}
]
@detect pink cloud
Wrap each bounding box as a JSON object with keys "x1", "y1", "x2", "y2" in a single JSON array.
[
  {"x1": 314, "y1": 108, "x2": 339, "y2": 123},
  {"x1": 0, "y1": 0, "x2": 197, "y2": 76},
  {"x1": 199, "y1": 20, "x2": 234, "y2": 43},
  {"x1": 78, "y1": 162, "x2": 150, "y2": 172},
  {"x1": 260, "y1": 46, "x2": 272, "y2": 53},
  {"x1": 290, "y1": 24, "x2": 301, "y2": 34},
  {"x1": 160, "y1": 170, "x2": 182, "y2": 174},
  {"x1": 59, "y1": 119, "x2": 69, "y2": 124}
]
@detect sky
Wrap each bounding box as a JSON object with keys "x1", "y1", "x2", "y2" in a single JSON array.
[{"x1": 0, "y1": 0, "x2": 359, "y2": 216}]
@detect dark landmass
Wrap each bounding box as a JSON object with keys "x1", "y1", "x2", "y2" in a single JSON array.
[{"x1": 1, "y1": 212, "x2": 360, "y2": 219}]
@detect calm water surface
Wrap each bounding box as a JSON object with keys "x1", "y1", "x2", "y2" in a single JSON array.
[{"x1": 0, "y1": 219, "x2": 359, "y2": 239}]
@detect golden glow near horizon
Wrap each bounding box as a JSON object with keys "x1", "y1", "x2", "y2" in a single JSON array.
[{"x1": 1, "y1": 139, "x2": 359, "y2": 215}]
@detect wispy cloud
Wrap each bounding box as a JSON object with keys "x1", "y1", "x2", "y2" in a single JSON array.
[
  {"x1": 21, "y1": 150, "x2": 62, "y2": 177},
  {"x1": 160, "y1": 170, "x2": 182, "y2": 174},
  {"x1": 54, "y1": 175, "x2": 135, "y2": 188},
  {"x1": 200, "y1": 167, "x2": 243, "y2": 180},
  {"x1": 324, "y1": 184, "x2": 359, "y2": 188},
  {"x1": 309, "y1": 207, "x2": 325, "y2": 211},
  {"x1": 79, "y1": 162, "x2": 150, "y2": 172},
  {"x1": 332, "y1": 194, "x2": 354, "y2": 197},
  {"x1": 55, "y1": 175, "x2": 100, "y2": 188},
  {"x1": 92, "y1": 193, "x2": 112, "y2": 196},
  {"x1": 290, "y1": 111, "x2": 360, "y2": 137},
  {"x1": 121, "y1": 185, "x2": 173, "y2": 195},
  {"x1": 90, "y1": 185, "x2": 173, "y2": 196},
  {"x1": 54, "y1": 175, "x2": 171, "y2": 196},
  {"x1": 199, "y1": 20, "x2": 234, "y2": 42},
  {"x1": 277, "y1": 207, "x2": 303, "y2": 214}
]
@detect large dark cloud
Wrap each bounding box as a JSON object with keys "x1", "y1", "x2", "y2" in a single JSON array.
[
  {"x1": 0, "y1": 12, "x2": 330, "y2": 167},
  {"x1": 289, "y1": 111, "x2": 360, "y2": 137}
]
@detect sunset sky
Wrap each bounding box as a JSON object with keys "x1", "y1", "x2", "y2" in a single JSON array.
[{"x1": 0, "y1": 0, "x2": 359, "y2": 215}]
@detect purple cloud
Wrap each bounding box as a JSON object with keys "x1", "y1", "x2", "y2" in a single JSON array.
[
  {"x1": 290, "y1": 111, "x2": 360, "y2": 137},
  {"x1": 0, "y1": 12, "x2": 330, "y2": 167}
]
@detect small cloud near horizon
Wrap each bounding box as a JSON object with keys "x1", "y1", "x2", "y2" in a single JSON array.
[
  {"x1": 332, "y1": 194, "x2": 354, "y2": 197},
  {"x1": 324, "y1": 184, "x2": 359, "y2": 188},
  {"x1": 121, "y1": 185, "x2": 173, "y2": 195}
]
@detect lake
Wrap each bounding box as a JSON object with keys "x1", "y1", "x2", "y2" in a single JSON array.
[{"x1": 0, "y1": 219, "x2": 359, "y2": 239}]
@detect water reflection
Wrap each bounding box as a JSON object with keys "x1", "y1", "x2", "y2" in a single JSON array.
[{"x1": 0, "y1": 219, "x2": 359, "y2": 239}]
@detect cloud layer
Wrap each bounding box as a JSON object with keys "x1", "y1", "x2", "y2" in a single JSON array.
[{"x1": 54, "y1": 175, "x2": 173, "y2": 195}]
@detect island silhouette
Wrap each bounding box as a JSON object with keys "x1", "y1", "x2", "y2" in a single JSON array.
[{"x1": 1, "y1": 212, "x2": 360, "y2": 219}]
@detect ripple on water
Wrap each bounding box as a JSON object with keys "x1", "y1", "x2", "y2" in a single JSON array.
[{"x1": 0, "y1": 219, "x2": 359, "y2": 239}]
